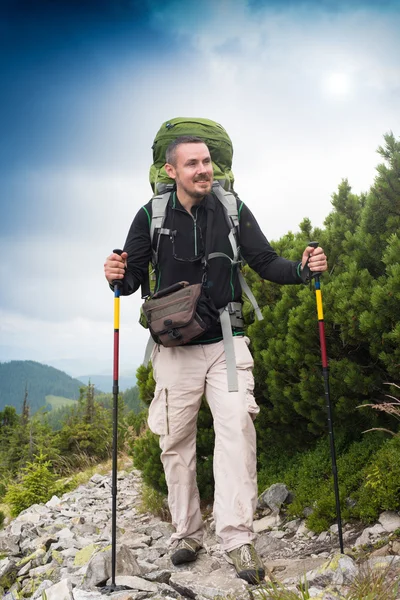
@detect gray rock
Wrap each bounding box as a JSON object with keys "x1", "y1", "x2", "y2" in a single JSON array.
[
  {"x1": 257, "y1": 483, "x2": 291, "y2": 511},
  {"x1": 43, "y1": 577, "x2": 74, "y2": 600},
  {"x1": 46, "y1": 495, "x2": 61, "y2": 508},
  {"x1": 354, "y1": 528, "x2": 370, "y2": 547},
  {"x1": 0, "y1": 532, "x2": 20, "y2": 555},
  {"x1": 83, "y1": 544, "x2": 141, "y2": 589},
  {"x1": 366, "y1": 555, "x2": 400, "y2": 570},
  {"x1": 16, "y1": 560, "x2": 32, "y2": 577},
  {"x1": 307, "y1": 554, "x2": 357, "y2": 587},
  {"x1": 156, "y1": 582, "x2": 182, "y2": 598},
  {"x1": 170, "y1": 569, "x2": 250, "y2": 600},
  {"x1": 255, "y1": 533, "x2": 287, "y2": 556},
  {"x1": 105, "y1": 575, "x2": 158, "y2": 592},
  {"x1": 378, "y1": 510, "x2": 400, "y2": 533},
  {"x1": 284, "y1": 518, "x2": 301, "y2": 531},
  {"x1": 253, "y1": 514, "x2": 281, "y2": 532},
  {"x1": 31, "y1": 579, "x2": 58, "y2": 599},
  {"x1": 0, "y1": 558, "x2": 16, "y2": 579},
  {"x1": 89, "y1": 474, "x2": 105, "y2": 485},
  {"x1": 142, "y1": 568, "x2": 171, "y2": 583},
  {"x1": 265, "y1": 557, "x2": 327, "y2": 584}
]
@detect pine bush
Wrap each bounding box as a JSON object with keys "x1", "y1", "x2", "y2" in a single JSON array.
[{"x1": 4, "y1": 452, "x2": 58, "y2": 517}]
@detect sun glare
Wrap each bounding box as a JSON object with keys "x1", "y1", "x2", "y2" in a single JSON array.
[{"x1": 323, "y1": 72, "x2": 352, "y2": 97}]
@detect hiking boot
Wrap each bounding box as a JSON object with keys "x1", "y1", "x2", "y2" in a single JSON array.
[
  {"x1": 227, "y1": 543, "x2": 265, "y2": 584},
  {"x1": 171, "y1": 537, "x2": 203, "y2": 565}
]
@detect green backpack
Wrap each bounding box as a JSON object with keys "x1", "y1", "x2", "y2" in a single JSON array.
[
  {"x1": 142, "y1": 117, "x2": 263, "y2": 392},
  {"x1": 149, "y1": 117, "x2": 235, "y2": 192}
]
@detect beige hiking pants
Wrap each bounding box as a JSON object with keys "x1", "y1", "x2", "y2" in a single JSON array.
[{"x1": 147, "y1": 336, "x2": 260, "y2": 552}]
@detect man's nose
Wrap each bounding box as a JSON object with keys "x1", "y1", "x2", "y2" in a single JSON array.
[{"x1": 198, "y1": 162, "x2": 210, "y2": 173}]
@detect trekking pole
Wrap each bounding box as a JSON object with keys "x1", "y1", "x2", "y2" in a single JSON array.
[
  {"x1": 101, "y1": 249, "x2": 129, "y2": 595},
  {"x1": 308, "y1": 241, "x2": 344, "y2": 554}
]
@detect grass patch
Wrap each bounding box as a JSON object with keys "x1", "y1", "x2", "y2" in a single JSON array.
[
  {"x1": 138, "y1": 482, "x2": 170, "y2": 520},
  {"x1": 45, "y1": 395, "x2": 78, "y2": 410},
  {"x1": 56, "y1": 454, "x2": 130, "y2": 495},
  {"x1": 346, "y1": 561, "x2": 400, "y2": 600}
]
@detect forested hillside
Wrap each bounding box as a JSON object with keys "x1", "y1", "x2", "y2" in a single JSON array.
[
  {"x1": 0, "y1": 361, "x2": 104, "y2": 413},
  {"x1": 0, "y1": 382, "x2": 146, "y2": 519}
]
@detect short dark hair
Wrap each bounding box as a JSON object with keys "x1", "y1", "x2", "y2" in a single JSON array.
[{"x1": 165, "y1": 135, "x2": 206, "y2": 166}]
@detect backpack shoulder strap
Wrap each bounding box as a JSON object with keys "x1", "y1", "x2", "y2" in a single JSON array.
[
  {"x1": 211, "y1": 182, "x2": 240, "y2": 262},
  {"x1": 141, "y1": 188, "x2": 173, "y2": 299},
  {"x1": 211, "y1": 182, "x2": 263, "y2": 323},
  {"x1": 150, "y1": 189, "x2": 173, "y2": 245},
  {"x1": 211, "y1": 181, "x2": 239, "y2": 226},
  {"x1": 150, "y1": 187, "x2": 174, "y2": 267}
]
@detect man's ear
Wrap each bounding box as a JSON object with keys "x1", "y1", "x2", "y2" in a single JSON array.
[{"x1": 164, "y1": 163, "x2": 176, "y2": 179}]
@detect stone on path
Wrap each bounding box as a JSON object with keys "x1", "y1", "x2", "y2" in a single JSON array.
[
  {"x1": 170, "y1": 569, "x2": 250, "y2": 600},
  {"x1": 378, "y1": 510, "x2": 400, "y2": 533},
  {"x1": 42, "y1": 577, "x2": 73, "y2": 600},
  {"x1": 257, "y1": 483, "x2": 291, "y2": 512},
  {"x1": 83, "y1": 544, "x2": 141, "y2": 589}
]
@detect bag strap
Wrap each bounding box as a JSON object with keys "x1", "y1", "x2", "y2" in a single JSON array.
[
  {"x1": 211, "y1": 182, "x2": 240, "y2": 262},
  {"x1": 150, "y1": 188, "x2": 174, "y2": 266},
  {"x1": 141, "y1": 188, "x2": 174, "y2": 298}
]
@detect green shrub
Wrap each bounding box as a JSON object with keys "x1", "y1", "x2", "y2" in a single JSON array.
[
  {"x1": 283, "y1": 438, "x2": 332, "y2": 522},
  {"x1": 306, "y1": 433, "x2": 386, "y2": 531},
  {"x1": 4, "y1": 452, "x2": 58, "y2": 517},
  {"x1": 270, "y1": 434, "x2": 387, "y2": 532},
  {"x1": 0, "y1": 481, "x2": 6, "y2": 501},
  {"x1": 138, "y1": 483, "x2": 169, "y2": 519},
  {"x1": 126, "y1": 408, "x2": 148, "y2": 437},
  {"x1": 0, "y1": 510, "x2": 5, "y2": 528},
  {"x1": 353, "y1": 435, "x2": 400, "y2": 521}
]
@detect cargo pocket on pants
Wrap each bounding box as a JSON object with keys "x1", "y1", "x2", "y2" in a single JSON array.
[
  {"x1": 245, "y1": 368, "x2": 260, "y2": 421},
  {"x1": 235, "y1": 336, "x2": 260, "y2": 421},
  {"x1": 148, "y1": 387, "x2": 169, "y2": 435}
]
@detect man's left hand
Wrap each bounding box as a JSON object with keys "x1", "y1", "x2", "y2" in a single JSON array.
[{"x1": 301, "y1": 246, "x2": 328, "y2": 274}]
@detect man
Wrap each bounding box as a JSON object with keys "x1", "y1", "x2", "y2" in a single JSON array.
[{"x1": 104, "y1": 135, "x2": 328, "y2": 584}]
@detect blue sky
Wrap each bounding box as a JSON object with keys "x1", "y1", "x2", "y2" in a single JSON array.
[{"x1": 1, "y1": 0, "x2": 400, "y2": 378}]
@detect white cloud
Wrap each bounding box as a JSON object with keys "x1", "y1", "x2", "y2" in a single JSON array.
[{"x1": 1, "y1": 1, "x2": 400, "y2": 374}]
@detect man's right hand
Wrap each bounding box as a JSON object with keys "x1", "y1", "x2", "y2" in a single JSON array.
[{"x1": 104, "y1": 251, "x2": 128, "y2": 284}]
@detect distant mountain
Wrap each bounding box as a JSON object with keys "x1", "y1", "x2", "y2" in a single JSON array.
[
  {"x1": 77, "y1": 374, "x2": 137, "y2": 393},
  {"x1": 0, "y1": 360, "x2": 105, "y2": 414}
]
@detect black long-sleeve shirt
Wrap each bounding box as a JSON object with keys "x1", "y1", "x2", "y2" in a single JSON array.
[{"x1": 120, "y1": 190, "x2": 303, "y2": 342}]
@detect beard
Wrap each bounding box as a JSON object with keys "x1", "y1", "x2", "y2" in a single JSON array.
[{"x1": 178, "y1": 176, "x2": 212, "y2": 199}]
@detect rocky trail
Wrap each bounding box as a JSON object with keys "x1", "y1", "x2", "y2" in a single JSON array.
[{"x1": 1, "y1": 463, "x2": 400, "y2": 599}]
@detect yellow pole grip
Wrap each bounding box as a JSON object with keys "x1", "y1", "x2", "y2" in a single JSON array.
[
  {"x1": 315, "y1": 289, "x2": 324, "y2": 320},
  {"x1": 114, "y1": 296, "x2": 120, "y2": 330}
]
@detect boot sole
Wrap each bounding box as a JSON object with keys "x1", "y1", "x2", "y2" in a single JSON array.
[
  {"x1": 238, "y1": 568, "x2": 265, "y2": 584},
  {"x1": 171, "y1": 549, "x2": 197, "y2": 565}
]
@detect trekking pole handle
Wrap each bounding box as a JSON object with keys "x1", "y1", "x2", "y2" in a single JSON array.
[
  {"x1": 112, "y1": 248, "x2": 124, "y2": 289},
  {"x1": 308, "y1": 241, "x2": 322, "y2": 279}
]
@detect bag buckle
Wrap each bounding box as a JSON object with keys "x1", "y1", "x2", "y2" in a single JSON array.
[
  {"x1": 168, "y1": 328, "x2": 182, "y2": 341},
  {"x1": 226, "y1": 302, "x2": 244, "y2": 328}
]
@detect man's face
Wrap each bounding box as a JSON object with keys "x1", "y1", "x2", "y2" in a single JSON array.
[{"x1": 167, "y1": 142, "x2": 213, "y2": 199}]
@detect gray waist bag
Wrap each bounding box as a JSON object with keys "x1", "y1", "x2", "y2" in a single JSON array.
[{"x1": 141, "y1": 281, "x2": 219, "y2": 347}]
